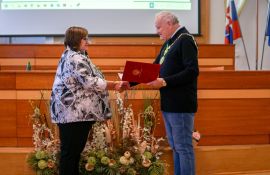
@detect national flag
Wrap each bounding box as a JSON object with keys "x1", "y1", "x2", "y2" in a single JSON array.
[
  {"x1": 266, "y1": 0, "x2": 270, "y2": 46},
  {"x1": 225, "y1": 0, "x2": 242, "y2": 44}
]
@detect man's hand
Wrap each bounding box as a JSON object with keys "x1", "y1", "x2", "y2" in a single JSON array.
[{"x1": 146, "y1": 78, "x2": 165, "y2": 89}]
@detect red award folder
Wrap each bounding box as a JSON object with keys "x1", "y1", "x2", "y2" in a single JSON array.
[{"x1": 122, "y1": 61, "x2": 160, "y2": 83}]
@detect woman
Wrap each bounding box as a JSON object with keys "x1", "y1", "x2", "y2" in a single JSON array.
[{"x1": 50, "y1": 26, "x2": 129, "y2": 175}]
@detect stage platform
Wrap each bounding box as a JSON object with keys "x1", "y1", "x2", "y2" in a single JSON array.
[{"x1": 1, "y1": 144, "x2": 270, "y2": 175}]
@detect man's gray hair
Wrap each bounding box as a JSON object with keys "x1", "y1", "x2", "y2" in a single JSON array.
[{"x1": 155, "y1": 11, "x2": 179, "y2": 25}]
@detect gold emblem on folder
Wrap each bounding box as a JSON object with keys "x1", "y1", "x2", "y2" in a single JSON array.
[{"x1": 132, "y1": 69, "x2": 141, "y2": 76}]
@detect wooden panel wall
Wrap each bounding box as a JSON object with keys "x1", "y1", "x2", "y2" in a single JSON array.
[
  {"x1": 0, "y1": 44, "x2": 235, "y2": 71},
  {"x1": 0, "y1": 70, "x2": 269, "y2": 147}
]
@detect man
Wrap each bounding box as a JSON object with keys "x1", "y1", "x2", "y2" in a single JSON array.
[{"x1": 147, "y1": 11, "x2": 199, "y2": 175}]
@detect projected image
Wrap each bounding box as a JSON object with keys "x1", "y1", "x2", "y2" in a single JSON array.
[
  {"x1": 0, "y1": 0, "x2": 199, "y2": 35},
  {"x1": 1, "y1": 0, "x2": 191, "y2": 10}
]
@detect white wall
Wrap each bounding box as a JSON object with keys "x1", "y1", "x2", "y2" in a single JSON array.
[{"x1": 210, "y1": 0, "x2": 270, "y2": 70}]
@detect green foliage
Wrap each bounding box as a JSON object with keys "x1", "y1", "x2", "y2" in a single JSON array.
[
  {"x1": 148, "y1": 161, "x2": 165, "y2": 175},
  {"x1": 27, "y1": 152, "x2": 39, "y2": 170},
  {"x1": 27, "y1": 151, "x2": 58, "y2": 175}
]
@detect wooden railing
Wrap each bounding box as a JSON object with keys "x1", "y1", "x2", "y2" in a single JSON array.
[
  {"x1": 0, "y1": 44, "x2": 235, "y2": 71},
  {"x1": 0, "y1": 70, "x2": 269, "y2": 147}
]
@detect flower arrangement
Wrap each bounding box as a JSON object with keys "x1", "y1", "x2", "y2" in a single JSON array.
[
  {"x1": 79, "y1": 92, "x2": 165, "y2": 175},
  {"x1": 26, "y1": 91, "x2": 60, "y2": 175},
  {"x1": 26, "y1": 91, "x2": 166, "y2": 175},
  {"x1": 26, "y1": 90, "x2": 201, "y2": 175}
]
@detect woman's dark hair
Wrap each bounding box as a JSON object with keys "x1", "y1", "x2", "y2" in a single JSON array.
[{"x1": 64, "y1": 26, "x2": 88, "y2": 51}]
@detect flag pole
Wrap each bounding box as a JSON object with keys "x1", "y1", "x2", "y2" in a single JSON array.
[
  {"x1": 236, "y1": 14, "x2": 250, "y2": 71},
  {"x1": 240, "y1": 34, "x2": 251, "y2": 70},
  {"x1": 255, "y1": 0, "x2": 259, "y2": 70},
  {"x1": 229, "y1": 0, "x2": 250, "y2": 70},
  {"x1": 260, "y1": 0, "x2": 270, "y2": 70},
  {"x1": 261, "y1": 34, "x2": 267, "y2": 70},
  {"x1": 233, "y1": 0, "x2": 251, "y2": 70}
]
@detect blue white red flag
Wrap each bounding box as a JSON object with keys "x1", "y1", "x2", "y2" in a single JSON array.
[{"x1": 225, "y1": 0, "x2": 242, "y2": 44}]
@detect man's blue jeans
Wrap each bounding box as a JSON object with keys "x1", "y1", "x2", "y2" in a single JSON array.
[{"x1": 162, "y1": 112, "x2": 195, "y2": 175}]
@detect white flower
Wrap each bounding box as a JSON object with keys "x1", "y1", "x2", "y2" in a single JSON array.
[
  {"x1": 139, "y1": 141, "x2": 147, "y2": 154},
  {"x1": 119, "y1": 156, "x2": 129, "y2": 165},
  {"x1": 124, "y1": 151, "x2": 131, "y2": 159},
  {"x1": 129, "y1": 157, "x2": 135, "y2": 164}
]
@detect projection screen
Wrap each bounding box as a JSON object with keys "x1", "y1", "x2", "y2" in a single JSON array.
[{"x1": 0, "y1": 0, "x2": 200, "y2": 36}]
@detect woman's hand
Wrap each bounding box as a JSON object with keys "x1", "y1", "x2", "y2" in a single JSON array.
[
  {"x1": 114, "y1": 81, "x2": 130, "y2": 92},
  {"x1": 106, "y1": 81, "x2": 130, "y2": 92}
]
